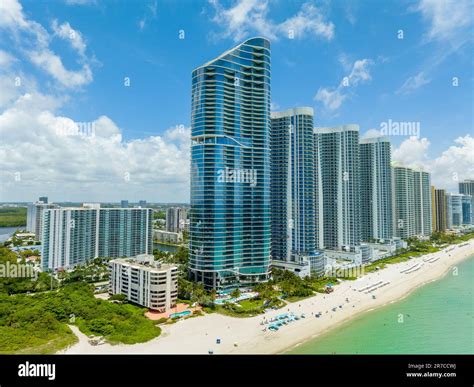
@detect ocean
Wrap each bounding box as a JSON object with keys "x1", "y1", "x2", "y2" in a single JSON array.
[{"x1": 289, "y1": 255, "x2": 474, "y2": 354}]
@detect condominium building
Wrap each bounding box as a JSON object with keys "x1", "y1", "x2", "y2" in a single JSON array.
[
  {"x1": 359, "y1": 136, "x2": 393, "y2": 242},
  {"x1": 26, "y1": 199, "x2": 59, "y2": 241},
  {"x1": 109, "y1": 254, "x2": 178, "y2": 312},
  {"x1": 446, "y1": 193, "x2": 463, "y2": 228},
  {"x1": 120, "y1": 200, "x2": 129, "y2": 208},
  {"x1": 314, "y1": 125, "x2": 361, "y2": 252},
  {"x1": 189, "y1": 37, "x2": 271, "y2": 290},
  {"x1": 413, "y1": 169, "x2": 432, "y2": 237},
  {"x1": 461, "y1": 195, "x2": 472, "y2": 225},
  {"x1": 459, "y1": 180, "x2": 474, "y2": 221},
  {"x1": 431, "y1": 186, "x2": 436, "y2": 232},
  {"x1": 165, "y1": 207, "x2": 187, "y2": 232},
  {"x1": 392, "y1": 166, "x2": 416, "y2": 239},
  {"x1": 42, "y1": 207, "x2": 152, "y2": 270},
  {"x1": 432, "y1": 188, "x2": 447, "y2": 232},
  {"x1": 270, "y1": 107, "x2": 318, "y2": 273},
  {"x1": 154, "y1": 230, "x2": 183, "y2": 244}
]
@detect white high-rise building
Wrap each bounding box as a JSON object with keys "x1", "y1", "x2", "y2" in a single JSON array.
[
  {"x1": 109, "y1": 254, "x2": 178, "y2": 312},
  {"x1": 392, "y1": 166, "x2": 416, "y2": 239},
  {"x1": 360, "y1": 136, "x2": 393, "y2": 242},
  {"x1": 314, "y1": 124, "x2": 361, "y2": 252},
  {"x1": 413, "y1": 169, "x2": 432, "y2": 237},
  {"x1": 42, "y1": 207, "x2": 152, "y2": 271},
  {"x1": 26, "y1": 199, "x2": 59, "y2": 241},
  {"x1": 392, "y1": 166, "x2": 432, "y2": 239},
  {"x1": 166, "y1": 207, "x2": 187, "y2": 232},
  {"x1": 270, "y1": 107, "x2": 318, "y2": 272}
]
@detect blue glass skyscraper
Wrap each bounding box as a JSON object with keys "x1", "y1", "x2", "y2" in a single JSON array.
[{"x1": 189, "y1": 37, "x2": 271, "y2": 291}]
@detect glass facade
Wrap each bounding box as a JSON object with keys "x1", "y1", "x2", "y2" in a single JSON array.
[
  {"x1": 270, "y1": 108, "x2": 316, "y2": 264},
  {"x1": 446, "y1": 193, "x2": 463, "y2": 228},
  {"x1": 459, "y1": 180, "x2": 474, "y2": 222},
  {"x1": 189, "y1": 37, "x2": 271, "y2": 290},
  {"x1": 461, "y1": 195, "x2": 472, "y2": 225}
]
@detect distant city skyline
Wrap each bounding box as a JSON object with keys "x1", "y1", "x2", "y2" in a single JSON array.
[{"x1": 0, "y1": 0, "x2": 473, "y2": 202}]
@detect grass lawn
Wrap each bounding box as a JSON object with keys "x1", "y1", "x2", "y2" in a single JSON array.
[
  {"x1": 364, "y1": 245, "x2": 443, "y2": 273},
  {"x1": 0, "y1": 283, "x2": 162, "y2": 353},
  {"x1": 285, "y1": 294, "x2": 314, "y2": 303},
  {"x1": 215, "y1": 298, "x2": 284, "y2": 318},
  {"x1": 0, "y1": 321, "x2": 78, "y2": 354}
]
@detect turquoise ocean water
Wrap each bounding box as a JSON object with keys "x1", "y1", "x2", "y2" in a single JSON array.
[{"x1": 289, "y1": 255, "x2": 474, "y2": 354}]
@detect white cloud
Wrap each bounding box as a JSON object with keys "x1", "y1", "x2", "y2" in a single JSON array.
[
  {"x1": 392, "y1": 136, "x2": 431, "y2": 167},
  {"x1": 343, "y1": 2, "x2": 358, "y2": 25},
  {"x1": 0, "y1": 0, "x2": 94, "y2": 89},
  {"x1": 209, "y1": 0, "x2": 334, "y2": 42},
  {"x1": 0, "y1": 91, "x2": 191, "y2": 202},
  {"x1": 431, "y1": 135, "x2": 474, "y2": 190},
  {"x1": 0, "y1": 0, "x2": 29, "y2": 29},
  {"x1": 0, "y1": 1, "x2": 188, "y2": 203},
  {"x1": 392, "y1": 135, "x2": 474, "y2": 191},
  {"x1": 314, "y1": 58, "x2": 373, "y2": 113},
  {"x1": 396, "y1": 71, "x2": 431, "y2": 95},
  {"x1": 138, "y1": 1, "x2": 158, "y2": 31},
  {"x1": 361, "y1": 129, "x2": 383, "y2": 139},
  {"x1": 270, "y1": 101, "x2": 280, "y2": 111},
  {"x1": 0, "y1": 50, "x2": 17, "y2": 67},
  {"x1": 29, "y1": 50, "x2": 93, "y2": 88},
  {"x1": 415, "y1": 0, "x2": 473, "y2": 43},
  {"x1": 314, "y1": 87, "x2": 346, "y2": 112},
  {"x1": 277, "y1": 2, "x2": 334, "y2": 40},
  {"x1": 346, "y1": 59, "x2": 373, "y2": 86},
  {"x1": 52, "y1": 20, "x2": 87, "y2": 58}
]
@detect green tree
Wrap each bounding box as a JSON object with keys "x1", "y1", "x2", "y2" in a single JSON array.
[{"x1": 230, "y1": 288, "x2": 241, "y2": 299}]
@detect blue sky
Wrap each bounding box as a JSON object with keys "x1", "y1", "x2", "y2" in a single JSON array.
[{"x1": 0, "y1": 0, "x2": 473, "y2": 202}]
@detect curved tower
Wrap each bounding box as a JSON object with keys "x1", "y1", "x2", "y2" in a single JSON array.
[{"x1": 189, "y1": 37, "x2": 271, "y2": 291}]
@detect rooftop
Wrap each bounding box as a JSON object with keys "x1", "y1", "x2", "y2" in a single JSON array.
[{"x1": 110, "y1": 255, "x2": 177, "y2": 273}]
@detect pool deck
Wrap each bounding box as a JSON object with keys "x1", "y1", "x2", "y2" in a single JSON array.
[{"x1": 145, "y1": 303, "x2": 201, "y2": 320}]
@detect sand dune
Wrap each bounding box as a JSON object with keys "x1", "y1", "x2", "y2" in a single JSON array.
[{"x1": 60, "y1": 240, "x2": 474, "y2": 354}]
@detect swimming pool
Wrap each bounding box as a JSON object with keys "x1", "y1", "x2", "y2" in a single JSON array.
[{"x1": 169, "y1": 310, "x2": 191, "y2": 318}]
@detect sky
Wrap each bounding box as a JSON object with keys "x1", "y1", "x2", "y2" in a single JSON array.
[{"x1": 0, "y1": 0, "x2": 473, "y2": 203}]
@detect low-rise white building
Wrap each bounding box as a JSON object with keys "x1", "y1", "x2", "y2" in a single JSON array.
[
  {"x1": 109, "y1": 254, "x2": 178, "y2": 312},
  {"x1": 153, "y1": 230, "x2": 183, "y2": 244},
  {"x1": 271, "y1": 259, "x2": 311, "y2": 278}
]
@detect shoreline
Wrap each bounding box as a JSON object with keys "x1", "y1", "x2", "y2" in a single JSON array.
[
  {"x1": 59, "y1": 239, "x2": 474, "y2": 355},
  {"x1": 282, "y1": 250, "x2": 472, "y2": 354}
]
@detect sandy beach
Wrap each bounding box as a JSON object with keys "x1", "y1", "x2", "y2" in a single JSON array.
[{"x1": 60, "y1": 239, "x2": 474, "y2": 354}]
